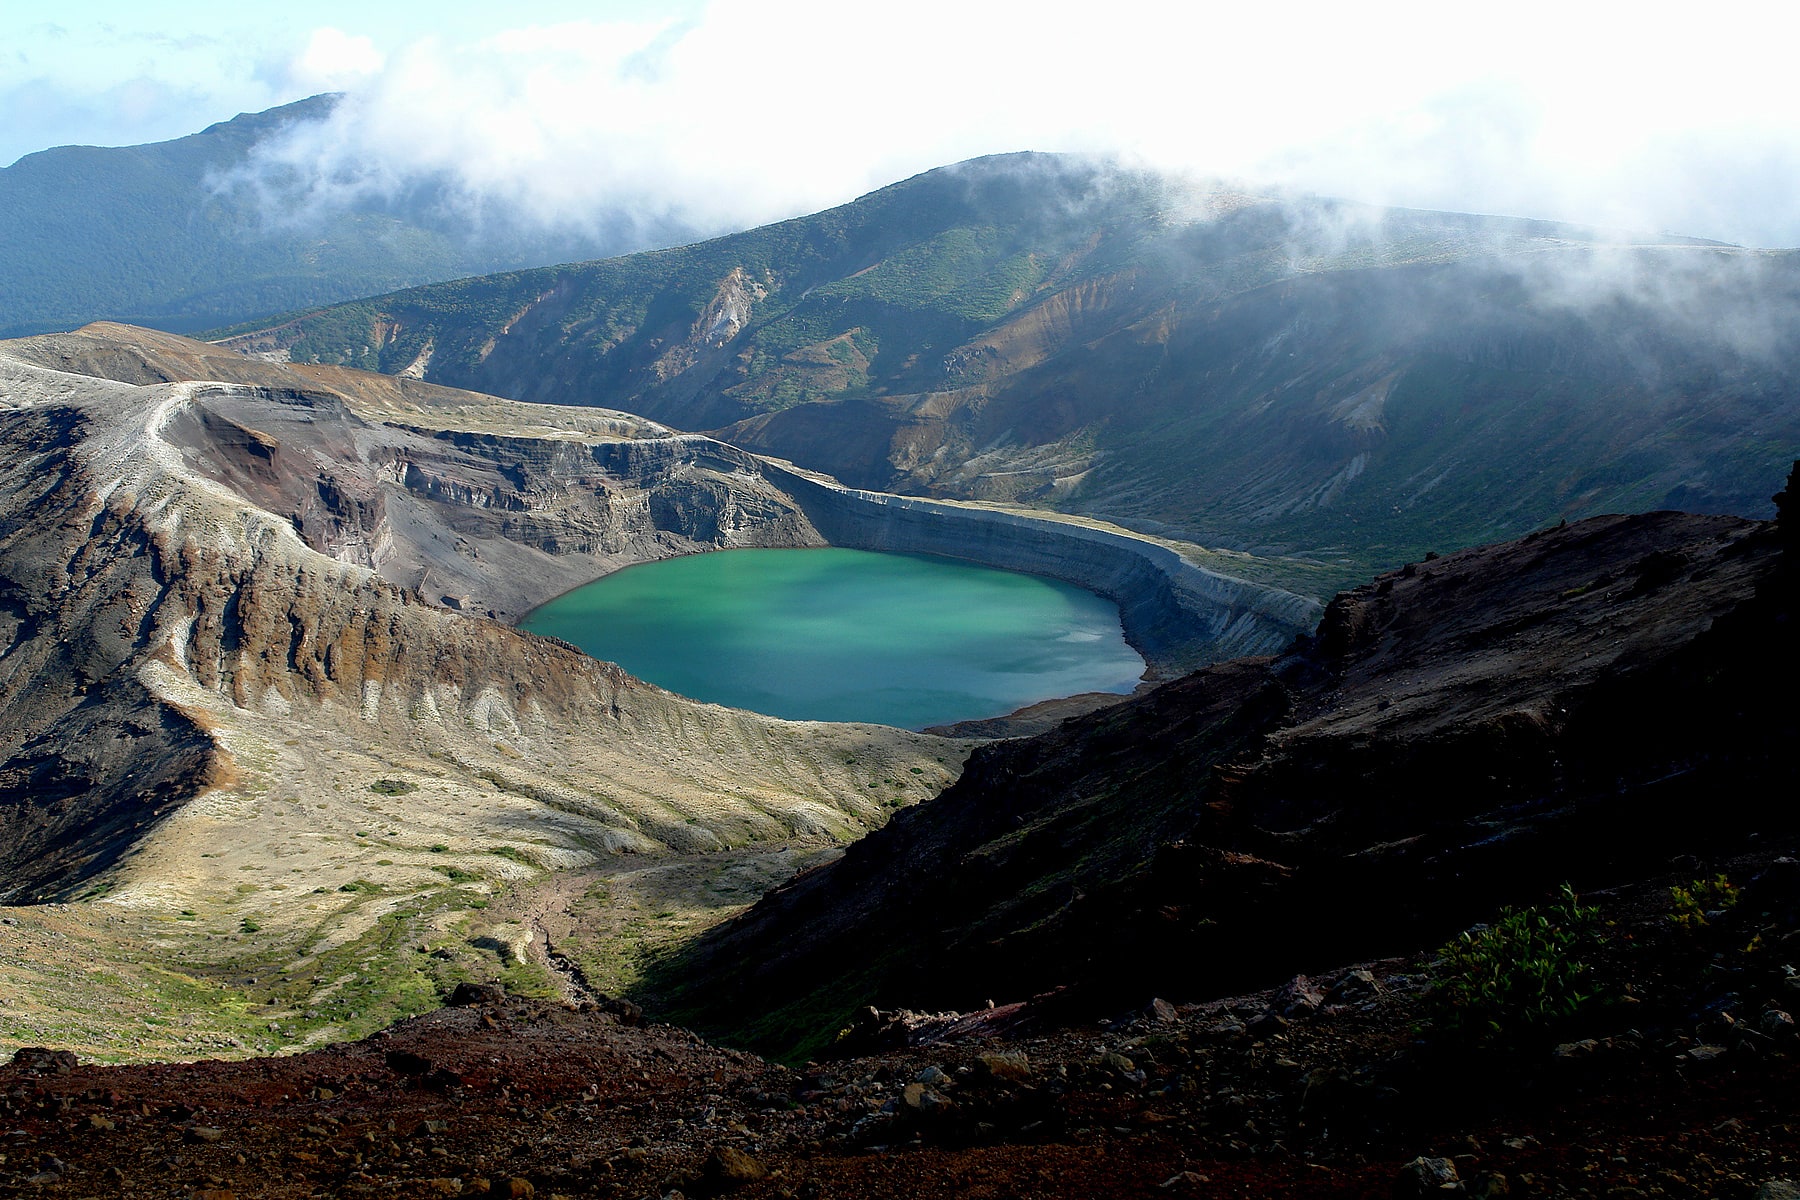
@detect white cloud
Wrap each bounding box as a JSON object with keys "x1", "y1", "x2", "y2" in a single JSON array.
[
  {"x1": 215, "y1": 0, "x2": 1800, "y2": 246},
  {"x1": 287, "y1": 28, "x2": 384, "y2": 92}
]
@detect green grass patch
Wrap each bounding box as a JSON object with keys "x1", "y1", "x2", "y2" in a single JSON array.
[{"x1": 431, "y1": 864, "x2": 482, "y2": 884}]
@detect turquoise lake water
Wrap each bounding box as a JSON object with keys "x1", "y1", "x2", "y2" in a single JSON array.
[{"x1": 519, "y1": 548, "x2": 1146, "y2": 729}]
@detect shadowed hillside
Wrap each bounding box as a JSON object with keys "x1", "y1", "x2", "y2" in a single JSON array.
[{"x1": 647, "y1": 487, "x2": 1799, "y2": 1060}]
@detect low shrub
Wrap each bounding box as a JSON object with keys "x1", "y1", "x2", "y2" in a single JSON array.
[
  {"x1": 1431, "y1": 884, "x2": 1604, "y2": 1047},
  {"x1": 1669, "y1": 873, "x2": 1738, "y2": 933}
]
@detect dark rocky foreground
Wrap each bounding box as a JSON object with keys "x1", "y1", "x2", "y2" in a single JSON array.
[{"x1": 3, "y1": 855, "x2": 1799, "y2": 1198}]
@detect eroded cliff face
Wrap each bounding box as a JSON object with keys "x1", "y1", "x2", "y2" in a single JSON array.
[
  {"x1": 160, "y1": 388, "x2": 822, "y2": 623},
  {"x1": 0, "y1": 337, "x2": 953, "y2": 919}
]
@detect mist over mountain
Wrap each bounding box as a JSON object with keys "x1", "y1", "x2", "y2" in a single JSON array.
[
  {"x1": 232, "y1": 152, "x2": 1800, "y2": 583},
  {"x1": 0, "y1": 96, "x2": 694, "y2": 340}
]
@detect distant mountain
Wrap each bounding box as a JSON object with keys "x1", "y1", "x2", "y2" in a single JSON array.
[
  {"x1": 0, "y1": 96, "x2": 686, "y2": 339},
  {"x1": 222, "y1": 153, "x2": 1800, "y2": 583}
]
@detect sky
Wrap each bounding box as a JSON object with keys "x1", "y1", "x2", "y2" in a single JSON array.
[{"x1": 6, "y1": 0, "x2": 1800, "y2": 247}]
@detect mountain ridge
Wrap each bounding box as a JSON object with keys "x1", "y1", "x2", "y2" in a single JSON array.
[
  {"x1": 0, "y1": 97, "x2": 687, "y2": 340},
  {"x1": 218, "y1": 154, "x2": 1800, "y2": 584}
]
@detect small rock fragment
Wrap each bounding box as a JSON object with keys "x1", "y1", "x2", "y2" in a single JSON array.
[
  {"x1": 901, "y1": 1082, "x2": 953, "y2": 1114},
  {"x1": 10, "y1": 1047, "x2": 78, "y2": 1073},
  {"x1": 976, "y1": 1051, "x2": 1032, "y2": 1082},
  {"x1": 386, "y1": 1050, "x2": 433, "y2": 1076},
  {"x1": 604, "y1": 997, "x2": 643, "y2": 1026},
  {"x1": 1276, "y1": 975, "x2": 1326, "y2": 1019},
  {"x1": 1328, "y1": 969, "x2": 1381, "y2": 1003}
]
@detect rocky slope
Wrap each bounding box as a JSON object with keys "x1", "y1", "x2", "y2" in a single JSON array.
[
  {"x1": 3, "y1": 850, "x2": 1797, "y2": 1199},
  {"x1": 652, "y1": 488, "x2": 1800, "y2": 1060},
  {"x1": 219, "y1": 154, "x2": 1800, "y2": 582}
]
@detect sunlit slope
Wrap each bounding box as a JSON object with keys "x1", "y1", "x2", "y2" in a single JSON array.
[{"x1": 0, "y1": 327, "x2": 963, "y2": 1058}]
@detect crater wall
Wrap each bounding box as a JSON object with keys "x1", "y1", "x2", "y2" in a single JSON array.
[{"x1": 760, "y1": 462, "x2": 1322, "y2": 675}]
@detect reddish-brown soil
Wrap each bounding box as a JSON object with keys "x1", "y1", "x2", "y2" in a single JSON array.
[{"x1": 5, "y1": 851, "x2": 1797, "y2": 1199}]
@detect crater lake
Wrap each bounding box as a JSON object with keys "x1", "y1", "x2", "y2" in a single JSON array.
[{"x1": 519, "y1": 547, "x2": 1146, "y2": 729}]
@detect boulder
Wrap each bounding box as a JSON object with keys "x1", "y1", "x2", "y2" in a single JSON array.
[
  {"x1": 386, "y1": 1050, "x2": 433, "y2": 1076},
  {"x1": 700, "y1": 1145, "x2": 768, "y2": 1191},
  {"x1": 1276, "y1": 975, "x2": 1326, "y2": 1019},
  {"x1": 1328, "y1": 969, "x2": 1382, "y2": 1004},
  {"x1": 976, "y1": 1051, "x2": 1032, "y2": 1082},
  {"x1": 449, "y1": 982, "x2": 506, "y2": 1007},
  {"x1": 10, "y1": 1047, "x2": 78, "y2": 1073}
]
